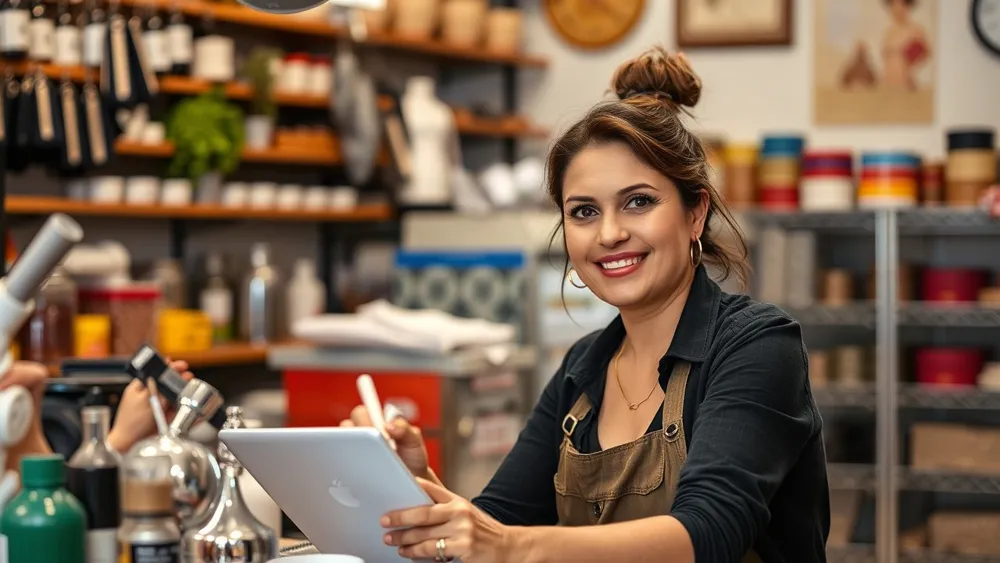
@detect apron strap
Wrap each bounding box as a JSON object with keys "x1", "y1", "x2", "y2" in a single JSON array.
[
  {"x1": 561, "y1": 392, "x2": 592, "y2": 439},
  {"x1": 661, "y1": 360, "x2": 691, "y2": 440}
]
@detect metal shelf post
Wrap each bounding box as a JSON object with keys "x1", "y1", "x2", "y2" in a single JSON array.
[{"x1": 875, "y1": 210, "x2": 900, "y2": 563}]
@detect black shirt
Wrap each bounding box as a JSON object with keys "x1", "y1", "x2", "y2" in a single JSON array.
[{"x1": 471, "y1": 265, "x2": 830, "y2": 563}]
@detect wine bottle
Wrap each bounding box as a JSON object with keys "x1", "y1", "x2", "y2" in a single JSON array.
[
  {"x1": 142, "y1": 7, "x2": 170, "y2": 75},
  {"x1": 80, "y1": 0, "x2": 103, "y2": 69},
  {"x1": 0, "y1": 0, "x2": 32, "y2": 61},
  {"x1": 65, "y1": 406, "x2": 121, "y2": 563},
  {"x1": 53, "y1": 0, "x2": 80, "y2": 66},
  {"x1": 166, "y1": 0, "x2": 191, "y2": 75},
  {"x1": 27, "y1": 0, "x2": 53, "y2": 62}
]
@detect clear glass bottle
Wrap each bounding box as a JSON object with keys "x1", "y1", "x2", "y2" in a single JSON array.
[
  {"x1": 199, "y1": 253, "x2": 233, "y2": 344},
  {"x1": 180, "y1": 407, "x2": 277, "y2": 562},
  {"x1": 21, "y1": 266, "x2": 77, "y2": 365},
  {"x1": 119, "y1": 452, "x2": 181, "y2": 563},
  {"x1": 240, "y1": 243, "x2": 282, "y2": 343},
  {"x1": 66, "y1": 406, "x2": 121, "y2": 563},
  {"x1": 150, "y1": 258, "x2": 187, "y2": 309}
]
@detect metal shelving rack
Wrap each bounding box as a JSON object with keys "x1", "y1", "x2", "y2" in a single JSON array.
[{"x1": 746, "y1": 208, "x2": 1000, "y2": 563}]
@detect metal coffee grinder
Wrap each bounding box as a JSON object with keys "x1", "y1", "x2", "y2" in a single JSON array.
[{"x1": 125, "y1": 344, "x2": 229, "y2": 529}]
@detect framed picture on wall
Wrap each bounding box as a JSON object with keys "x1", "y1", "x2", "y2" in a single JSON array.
[
  {"x1": 813, "y1": 0, "x2": 937, "y2": 124},
  {"x1": 675, "y1": 0, "x2": 793, "y2": 48}
]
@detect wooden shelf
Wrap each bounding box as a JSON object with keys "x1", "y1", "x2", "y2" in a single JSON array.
[
  {"x1": 6, "y1": 195, "x2": 393, "y2": 222},
  {"x1": 182, "y1": 343, "x2": 271, "y2": 368},
  {"x1": 111, "y1": 0, "x2": 547, "y2": 68},
  {"x1": 114, "y1": 139, "x2": 343, "y2": 166},
  {"x1": 456, "y1": 120, "x2": 549, "y2": 139}
]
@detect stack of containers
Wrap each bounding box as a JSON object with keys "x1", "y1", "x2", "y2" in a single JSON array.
[
  {"x1": 757, "y1": 135, "x2": 804, "y2": 211},
  {"x1": 945, "y1": 128, "x2": 996, "y2": 207},
  {"x1": 857, "y1": 152, "x2": 920, "y2": 208},
  {"x1": 799, "y1": 150, "x2": 855, "y2": 211},
  {"x1": 723, "y1": 144, "x2": 757, "y2": 208}
]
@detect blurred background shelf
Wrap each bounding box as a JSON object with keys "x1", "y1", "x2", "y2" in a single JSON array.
[
  {"x1": 107, "y1": 0, "x2": 549, "y2": 67},
  {"x1": 5, "y1": 196, "x2": 393, "y2": 222}
]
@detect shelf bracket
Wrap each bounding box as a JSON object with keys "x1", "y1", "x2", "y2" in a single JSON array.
[
  {"x1": 874, "y1": 210, "x2": 900, "y2": 563},
  {"x1": 170, "y1": 219, "x2": 187, "y2": 261}
]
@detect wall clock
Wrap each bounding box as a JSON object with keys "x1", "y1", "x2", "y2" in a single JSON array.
[
  {"x1": 972, "y1": 0, "x2": 1000, "y2": 57},
  {"x1": 544, "y1": 0, "x2": 646, "y2": 50}
]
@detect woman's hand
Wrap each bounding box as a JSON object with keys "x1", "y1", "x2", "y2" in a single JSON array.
[
  {"x1": 980, "y1": 185, "x2": 1000, "y2": 217},
  {"x1": 107, "y1": 360, "x2": 193, "y2": 453},
  {"x1": 382, "y1": 478, "x2": 515, "y2": 562},
  {"x1": 339, "y1": 405, "x2": 436, "y2": 483},
  {"x1": 1, "y1": 361, "x2": 53, "y2": 471}
]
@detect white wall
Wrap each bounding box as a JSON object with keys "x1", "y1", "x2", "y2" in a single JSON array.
[{"x1": 518, "y1": 0, "x2": 1000, "y2": 159}]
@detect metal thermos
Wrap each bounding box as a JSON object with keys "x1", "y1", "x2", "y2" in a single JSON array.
[
  {"x1": 119, "y1": 453, "x2": 182, "y2": 563},
  {"x1": 240, "y1": 243, "x2": 282, "y2": 343},
  {"x1": 181, "y1": 407, "x2": 278, "y2": 562},
  {"x1": 126, "y1": 388, "x2": 222, "y2": 530}
]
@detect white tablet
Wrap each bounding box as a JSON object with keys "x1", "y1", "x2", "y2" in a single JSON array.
[{"x1": 218, "y1": 426, "x2": 433, "y2": 561}]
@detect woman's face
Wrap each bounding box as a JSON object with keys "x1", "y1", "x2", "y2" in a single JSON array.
[{"x1": 561, "y1": 141, "x2": 707, "y2": 313}]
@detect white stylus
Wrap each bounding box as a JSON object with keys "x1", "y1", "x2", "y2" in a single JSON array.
[{"x1": 356, "y1": 374, "x2": 396, "y2": 451}]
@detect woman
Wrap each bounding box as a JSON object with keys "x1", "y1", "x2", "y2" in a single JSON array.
[
  {"x1": 880, "y1": 0, "x2": 929, "y2": 90},
  {"x1": 343, "y1": 47, "x2": 830, "y2": 563}
]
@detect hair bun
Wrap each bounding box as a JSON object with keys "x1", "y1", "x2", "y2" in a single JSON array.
[{"x1": 612, "y1": 46, "x2": 702, "y2": 109}]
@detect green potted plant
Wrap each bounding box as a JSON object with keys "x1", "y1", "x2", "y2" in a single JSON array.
[
  {"x1": 242, "y1": 47, "x2": 283, "y2": 150},
  {"x1": 166, "y1": 87, "x2": 245, "y2": 200}
]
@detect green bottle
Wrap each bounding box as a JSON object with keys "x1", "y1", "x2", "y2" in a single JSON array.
[{"x1": 1, "y1": 454, "x2": 87, "y2": 563}]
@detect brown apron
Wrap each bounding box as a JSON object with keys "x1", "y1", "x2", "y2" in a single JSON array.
[{"x1": 554, "y1": 360, "x2": 762, "y2": 562}]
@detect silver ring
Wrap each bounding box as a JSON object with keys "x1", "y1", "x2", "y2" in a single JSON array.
[{"x1": 435, "y1": 538, "x2": 447, "y2": 562}]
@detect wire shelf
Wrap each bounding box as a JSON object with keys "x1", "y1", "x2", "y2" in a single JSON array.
[
  {"x1": 899, "y1": 303, "x2": 1000, "y2": 327},
  {"x1": 744, "y1": 210, "x2": 875, "y2": 232},
  {"x1": 901, "y1": 552, "x2": 1000, "y2": 563},
  {"x1": 785, "y1": 304, "x2": 877, "y2": 328},
  {"x1": 828, "y1": 463, "x2": 876, "y2": 491},
  {"x1": 901, "y1": 470, "x2": 1000, "y2": 495},
  {"x1": 813, "y1": 384, "x2": 876, "y2": 411},
  {"x1": 828, "y1": 545, "x2": 876, "y2": 563},
  {"x1": 899, "y1": 385, "x2": 1000, "y2": 411}
]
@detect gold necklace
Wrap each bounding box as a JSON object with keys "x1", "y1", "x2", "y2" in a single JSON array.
[{"x1": 614, "y1": 343, "x2": 660, "y2": 411}]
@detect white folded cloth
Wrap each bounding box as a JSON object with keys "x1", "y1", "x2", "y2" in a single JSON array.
[{"x1": 290, "y1": 299, "x2": 516, "y2": 355}]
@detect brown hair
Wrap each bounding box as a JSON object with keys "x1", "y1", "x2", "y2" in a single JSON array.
[{"x1": 547, "y1": 46, "x2": 750, "y2": 289}]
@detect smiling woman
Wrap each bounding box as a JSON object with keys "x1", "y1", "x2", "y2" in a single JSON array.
[{"x1": 343, "y1": 45, "x2": 830, "y2": 563}]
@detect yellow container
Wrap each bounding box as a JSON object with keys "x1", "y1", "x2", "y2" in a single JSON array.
[
  {"x1": 74, "y1": 314, "x2": 111, "y2": 358},
  {"x1": 725, "y1": 144, "x2": 758, "y2": 166},
  {"x1": 158, "y1": 309, "x2": 213, "y2": 355}
]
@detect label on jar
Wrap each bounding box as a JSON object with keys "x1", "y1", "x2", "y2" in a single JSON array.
[
  {"x1": 0, "y1": 10, "x2": 30, "y2": 54},
  {"x1": 28, "y1": 17, "x2": 54, "y2": 60},
  {"x1": 167, "y1": 23, "x2": 192, "y2": 64},
  {"x1": 53, "y1": 25, "x2": 81, "y2": 66},
  {"x1": 119, "y1": 541, "x2": 179, "y2": 563},
  {"x1": 83, "y1": 22, "x2": 105, "y2": 67},
  {"x1": 143, "y1": 29, "x2": 169, "y2": 73},
  {"x1": 200, "y1": 288, "x2": 233, "y2": 331}
]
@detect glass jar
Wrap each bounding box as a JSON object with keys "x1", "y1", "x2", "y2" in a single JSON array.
[
  {"x1": 20, "y1": 266, "x2": 77, "y2": 364},
  {"x1": 150, "y1": 259, "x2": 186, "y2": 309}
]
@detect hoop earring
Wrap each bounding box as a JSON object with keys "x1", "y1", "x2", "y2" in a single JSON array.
[
  {"x1": 690, "y1": 238, "x2": 703, "y2": 267},
  {"x1": 567, "y1": 268, "x2": 587, "y2": 289}
]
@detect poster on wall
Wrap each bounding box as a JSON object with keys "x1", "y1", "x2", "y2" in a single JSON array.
[{"x1": 813, "y1": 0, "x2": 936, "y2": 125}]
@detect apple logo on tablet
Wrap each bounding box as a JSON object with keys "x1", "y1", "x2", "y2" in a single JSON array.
[{"x1": 328, "y1": 480, "x2": 361, "y2": 507}]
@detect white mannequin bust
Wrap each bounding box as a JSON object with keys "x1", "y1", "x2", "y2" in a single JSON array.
[{"x1": 400, "y1": 76, "x2": 454, "y2": 206}]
